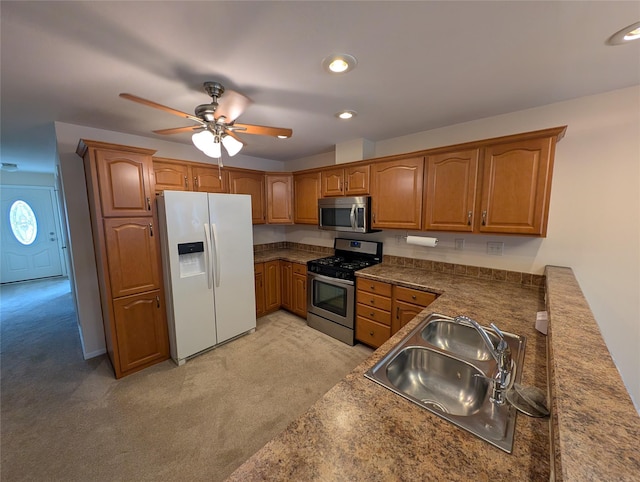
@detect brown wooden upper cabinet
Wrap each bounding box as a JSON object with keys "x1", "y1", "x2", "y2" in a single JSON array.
[
  {"x1": 229, "y1": 170, "x2": 266, "y2": 224},
  {"x1": 371, "y1": 158, "x2": 424, "y2": 230},
  {"x1": 266, "y1": 174, "x2": 293, "y2": 224},
  {"x1": 321, "y1": 165, "x2": 370, "y2": 197},
  {"x1": 192, "y1": 165, "x2": 229, "y2": 193},
  {"x1": 293, "y1": 172, "x2": 321, "y2": 225},
  {"x1": 95, "y1": 149, "x2": 154, "y2": 217},
  {"x1": 479, "y1": 136, "x2": 556, "y2": 236},
  {"x1": 423, "y1": 149, "x2": 480, "y2": 232},
  {"x1": 152, "y1": 158, "x2": 191, "y2": 192}
]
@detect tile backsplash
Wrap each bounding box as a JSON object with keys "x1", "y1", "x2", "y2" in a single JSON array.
[{"x1": 254, "y1": 242, "x2": 543, "y2": 287}]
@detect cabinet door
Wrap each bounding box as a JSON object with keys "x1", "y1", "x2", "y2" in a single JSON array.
[
  {"x1": 480, "y1": 137, "x2": 553, "y2": 235},
  {"x1": 345, "y1": 165, "x2": 370, "y2": 196},
  {"x1": 321, "y1": 168, "x2": 345, "y2": 197},
  {"x1": 254, "y1": 264, "x2": 266, "y2": 317},
  {"x1": 392, "y1": 299, "x2": 424, "y2": 335},
  {"x1": 153, "y1": 160, "x2": 191, "y2": 192},
  {"x1": 229, "y1": 171, "x2": 266, "y2": 224},
  {"x1": 104, "y1": 218, "x2": 161, "y2": 298},
  {"x1": 371, "y1": 158, "x2": 424, "y2": 230},
  {"x1": 423, "y1": 149, "x2": 479, "y2": 232},
  {"x1": 112, "y1": 289, "x2": 169, "y2": 377},
  {"x1": 96, "y1": 149, "x2": 153, "y2": 217},
  {"x1": 292, "y1": 264, "x2": 308, "y2": 318},
  {"x1": 280, "y1": 261, "x2": 293, "y2": 311},
  {"x1": 294, "y1": 172, "x2": 321, "y2": 224},
  {"x1": 193, "y1": 166, "x2": 229, "y2": 193},
  {"x1": 264, "y1": 260, "x2": 281, "y2": 311},
  {"x1": 266, "y1": 175, "x2": 293, "y2": 224}
]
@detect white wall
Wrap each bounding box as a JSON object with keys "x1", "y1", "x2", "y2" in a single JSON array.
[
  {"x1": 287, "y1": 86, "x2": 640, "y2": 409},
  {"x1": 285, "y1": 150, "x2": 335, "y2": 172},
  {"x1": 0, "y1": 171, "x2": 54, "y2": 186}
]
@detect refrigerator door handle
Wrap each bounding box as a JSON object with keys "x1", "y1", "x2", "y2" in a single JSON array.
[
  {"x1": 203, "y1": 223, "x2": 213, "y2": 289},
  {"x1": 211, "y1": 223, "x2": 221, "y2": 288}
]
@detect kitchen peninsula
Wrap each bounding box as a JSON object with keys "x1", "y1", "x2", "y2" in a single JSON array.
[{"x1": 234, "y1": 246, "x2": 640, "y2": 481}]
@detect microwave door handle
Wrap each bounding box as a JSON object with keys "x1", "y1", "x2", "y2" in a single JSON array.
[{"x1": 350, "y1": 205, "x2": 356, "y2": 229}]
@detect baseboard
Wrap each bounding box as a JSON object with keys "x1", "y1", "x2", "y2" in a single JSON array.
[{"x1": 83, "y1": 348, "x2": 106, "y2": 360}]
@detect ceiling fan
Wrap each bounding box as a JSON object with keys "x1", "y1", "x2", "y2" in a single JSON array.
[{"x1": 119, "y1": 81, "x2": 292, "y2": 159}]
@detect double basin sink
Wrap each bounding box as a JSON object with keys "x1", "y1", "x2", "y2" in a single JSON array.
[{"x1": 364, "y1": 313, "x2": 526, "y2": 453}]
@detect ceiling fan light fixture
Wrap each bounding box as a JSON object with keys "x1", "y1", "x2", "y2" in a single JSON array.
[
  {"x1": 336, "y1": 110, "x2": 357, "y2": 120},
  {"x1": 322, "y1": 53, "x2": 357, "y2": 74},
  {"x1": 192, "y1": 129, "x2": 215, "y2": 152},
  {"x1": 221, "y1": 134, "x2": 243, "y2": 156},
  {"x1": 607, "y1": 21, "x2": 640, "y2": 45}
]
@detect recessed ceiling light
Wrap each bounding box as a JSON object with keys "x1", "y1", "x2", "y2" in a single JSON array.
[
  {"x1": 322, "y1": 53, "x2": 358, "y2": 74},
  {"x1": 277, "y1": 135, "x2": 289, "y2": 139},
  {"x1": 335, "y1": 110, "x2": 357, "y2": 120},
  {"x1": 607, "y1": 21, "x2": 640, "y2": 45}
]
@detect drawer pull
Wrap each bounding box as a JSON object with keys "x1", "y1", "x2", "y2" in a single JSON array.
[
  {"x1": 370, "y1": 299, "x2": 375, "y2": 304},
  {"x1": 396, "y1": 307, "x2": 400, "y2": 319},
  {"x1": 370, "y1": 285, "x2": 375, "y2": 290},
  {"x1": 370, "y1": 312, "x2": 375, "y2": 317},
  {"x1": 412, "y1": 295, "x2": 417, "y2": 300},
  {"x1": 369, "y1": 331, "x2": 374, "y2": 336}
]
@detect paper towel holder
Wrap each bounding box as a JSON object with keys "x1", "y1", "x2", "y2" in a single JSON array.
[{"x1": 401, "y1": 232, "x2": 439, "y2": 247}]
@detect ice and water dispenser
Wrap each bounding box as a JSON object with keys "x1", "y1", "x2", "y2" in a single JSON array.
[{"x1": 177, "y1": 242, "x2": 206, "y2": 277}]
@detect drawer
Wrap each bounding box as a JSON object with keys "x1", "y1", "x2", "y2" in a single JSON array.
[
  {"x1": 356, "y1": 290, "x2": 392, "y2": 311},
  {"x1": 356, "y1": 316, "x2": 391, "y2": 348},
  {"x1": 292, "y1": 263, "x2": 307, "y2": 275},
  {"x1": 357, "y1": 279, "x2": 392, "y2": 297},
  {"x1": 356, "y1": 303, "x2": 391, "y2": 326},
  {"x1": 394, "y1": 285, "x2": 437, "y2": 307}
]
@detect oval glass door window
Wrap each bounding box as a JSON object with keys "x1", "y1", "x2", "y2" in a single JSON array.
[{"x1": 9, "y1": 200, "x2": 38, "y2": 245}]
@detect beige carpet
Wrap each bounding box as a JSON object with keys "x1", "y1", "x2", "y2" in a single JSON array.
[{"x1": 0, "y1": 278, "x2": 372, "y2": 481}]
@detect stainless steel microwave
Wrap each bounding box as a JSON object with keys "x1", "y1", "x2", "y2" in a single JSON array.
[{"x1": 318, "y1": 196, "x2": 376, "y2": 233}]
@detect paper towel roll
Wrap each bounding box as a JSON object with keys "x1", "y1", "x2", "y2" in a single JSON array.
[{"x1": 406, "y1": 236, "x2": 438, "y2": 247}]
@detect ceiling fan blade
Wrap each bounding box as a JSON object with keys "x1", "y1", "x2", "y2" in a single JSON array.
[
  {"x1": 153, "y1": 125, "x2": 202, "y2": 135},
  {"x1": 216, "y1": 90, "x2": 252, "y2": 122},
  {"x1": 120, "y1": 93, "x2": 201, "y2": 122},
  {"x1": 223, "y1": 129, "x2": 245, "y2": 145},
  {"x1": 232, "y1": 123, "x2": 292, "y2": 138}
]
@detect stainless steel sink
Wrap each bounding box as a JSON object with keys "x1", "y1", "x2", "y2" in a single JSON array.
[
  {"x1": 365, "y1": 313, "x2": 526, "y2": 453},
  {"x1": 421, "y1": 319, "x2": 500, "y2": 361},
  {"x1": 386, "y1": 347, "x2": 489, "y2": 416}
]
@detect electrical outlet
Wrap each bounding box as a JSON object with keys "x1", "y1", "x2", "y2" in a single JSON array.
[
  {"x1": 454, "y1": 239, "x2": 465, "y2": 250},
  {"x1": 487, "y1": 241, "x2": 504, "y2": 256}
]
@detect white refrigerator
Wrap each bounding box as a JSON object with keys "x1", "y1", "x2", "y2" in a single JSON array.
[{"x1": 157, "y1": 190, "x2": 256, "y2": 365}]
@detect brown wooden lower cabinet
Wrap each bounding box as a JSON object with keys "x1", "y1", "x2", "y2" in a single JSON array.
[
  {"x1": 254, "y1": 263, "x2": 265, "y2": 317},
  {"x1": 264, "y1": 260, "x2": 281, "y2": 313},
  {"x1": 355, "y1": 279, "x2": 392, "y2": 348},
  {"x1": 112, "y1": 289, "x2": 169, "y2": 376},
  {"x1": 255, "y1": 260, "x2": 307, "y2": 319},
  {"x1": 291, "y1": 263, "x2": 307, "y2": 318},
  {"x1": 356, "y1": 279, "x2": 437, "y2": 347}
]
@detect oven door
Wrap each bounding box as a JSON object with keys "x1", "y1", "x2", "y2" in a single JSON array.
[{"x1": 307, "y1": 273, "x2": 355, "y2": 328}]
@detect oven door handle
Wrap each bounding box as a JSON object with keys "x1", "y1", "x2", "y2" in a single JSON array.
[
  {"x1": 309, "y1": 272, "x2": 355, "y2": 286},
  {"x1": 350, "y1": 204, "x2": 356, "y2": 229}
]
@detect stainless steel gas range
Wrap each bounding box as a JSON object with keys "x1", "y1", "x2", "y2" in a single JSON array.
[{"x1": 307, "y1": 238, "x2": 383, "y2": 345}]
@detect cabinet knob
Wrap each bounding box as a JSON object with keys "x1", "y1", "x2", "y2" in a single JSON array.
[
  {"x1": 412, "y1": 295, "x2": 417, "y2": 300},
  {"x1": 369, "y1": 331, "x2": 374, "y2": 337},
  {"x1": 482, "y1": 210, "x2": 487, "y2": 226},
  {"x1": 156, "y1": 296, "x2": 160, "y2": 308},
  {"x1": 370, "y1": 312, "x2": 375, "y2": 317},
  {"x1": 184, "y1": 175, "x2": 188, "y2": 189},
  {"x1": 146, "y1": 197, "x2": 151, "y2": 211},
  {"x1": 396, "y1": 307, "x2": 400, "y2": 319},
  {"x1": 370, "y1": 285, "x2": 375, "y2": 290},
  {"x1": 370, "y1": 299, "x2": 375, "y2": 304},
  {"x1": 467, "y1": 210, "x2": 473, "y2": 226},
  {"x1": 149, "y1": 222, "x2": 153, "y2": 237}
]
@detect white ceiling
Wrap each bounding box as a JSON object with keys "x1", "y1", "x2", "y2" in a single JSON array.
[{"x1": 1, "y1": 1, "x2": 639, "y2": 173}]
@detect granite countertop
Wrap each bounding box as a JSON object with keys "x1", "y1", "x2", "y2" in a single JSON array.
[
  {"x1": 230, "y1": 260, "x2": 551, "y2": 481},
  {"x1": 253, "y1": 248, "x2": 321, "y2": 265},
  {"x1": 236, "y1": 253, "x2": 640, "y2": 480},
  {"x1": 545, "y1": 267, "x2": 640, "y2": 481}
]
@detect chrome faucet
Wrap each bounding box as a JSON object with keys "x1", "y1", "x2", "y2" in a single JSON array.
[{"x1": 453, "y1": 315, "x2": 512, "y2": 405}]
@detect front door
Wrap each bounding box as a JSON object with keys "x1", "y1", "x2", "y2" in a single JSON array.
[{"x1": 1, "y1": 186, "x2": 64, "y2": 283}]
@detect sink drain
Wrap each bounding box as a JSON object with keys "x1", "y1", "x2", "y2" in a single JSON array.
[{"x1": 421, "y1": 399, "x2": 448, "y2": 413}]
